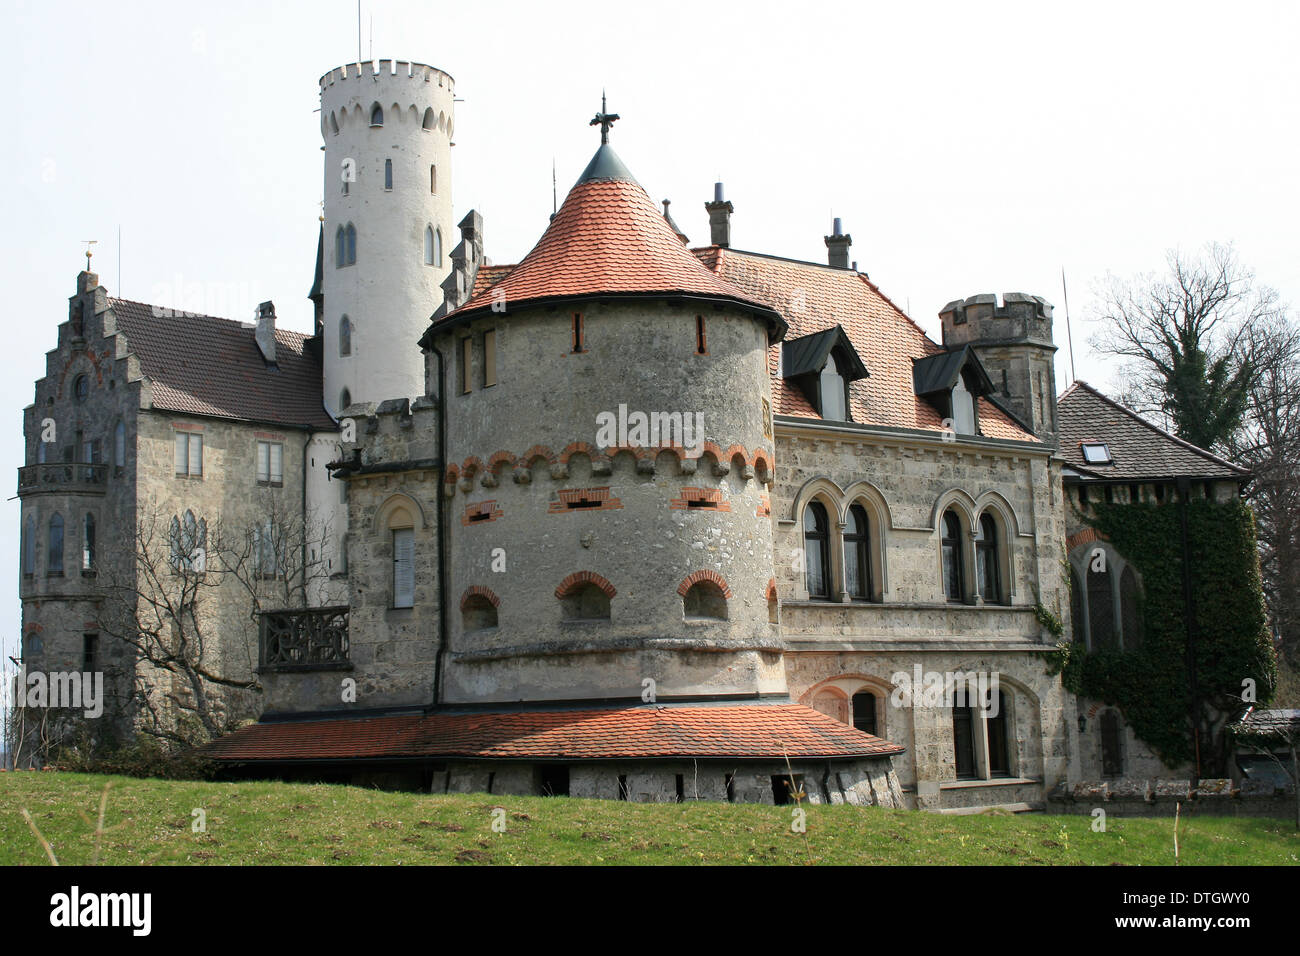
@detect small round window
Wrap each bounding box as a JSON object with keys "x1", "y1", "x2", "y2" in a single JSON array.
[{"x1": 74, "y1": 375, "x2": 89, "y2": 403}]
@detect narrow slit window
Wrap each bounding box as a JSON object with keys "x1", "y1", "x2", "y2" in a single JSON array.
[
  {"x1": 384, "y1": 158, "x2": 393, "y2": 190},
  {"x1": 572, "y1": 314, "x2": 584, "y2": 353},
  {"x1": 695, "y1": 315, "x2": 707, "y2": 354},
  {"x1": 392, "y1": 528, "x2": 414, "y2": 608},
  {"x1": 483, "y1": 329, "x2": 497, "y2": 388},
  {"x1": 430, "y1": 164, "x2": 437, "y2": 193}
]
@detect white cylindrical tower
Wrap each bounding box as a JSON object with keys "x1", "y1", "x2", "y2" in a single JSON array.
[{"x1": 320, "y1": 59, "x2": 456, "y2": 414}]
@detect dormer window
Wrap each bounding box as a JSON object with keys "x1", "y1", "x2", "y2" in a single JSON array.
[
  {"x1": 1081, "y1": 442, "x2": 1112, "y2": 465},
  {"x1": 781, "y1": 325, "x2": 869, "y2": 423},
  {"x1": 819, "y1": 353, "x2": 847, "y2": 420},
  {"x1": 951, "y1": 376, "x2": 975, "y2": 434}
]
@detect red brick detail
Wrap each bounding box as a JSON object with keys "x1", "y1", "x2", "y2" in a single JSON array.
[
  {"x1": 460, "y1": 586, "x2": 502, "y2": 610},
  {"x1": 461, "y1": 500, "x2": 503, "y2": 526},
  {"x1": 757, "y1": 492, "x2": 771, "y2": 518},
  {"x1": 560, "y1": 441, "x2": 610, "y2": 467},
  {"x1": 1066, "y1": 527, "x2": 1107, "y2": 552},
  {"x1": 519, "y1": 445, "x2": 558, "y2": 468},
  {"x1": 752, "y1": 448, "x2": 774, "y2": 475},
  {"x1": 607, "y1": 444, "x2": 656, "y2": 461},
  {"x1": 669, "y1": 486, "x2": 730, "y2": 512},
  {"x1": 460, "y1": 456, "x2": 484, "y2": 478},
  {"x1": 555, "y1": 571, "x2": 616, "y2": 599},
  {"x1": 170, "y1": 421, "x2": 205, "y2": 432},
  {"x1": 765, "y1": 578, "x2": 777, "y2": 601},
  {"x1": 444, "y1": 463, "x2": 460, "y2": 486},
  {"x1": 487, "y1": 450, "x2": 517, "y2": 474},
  {"x1": 677, "y1": 569, "x2": 733, "y2": 599},
  {"x1": 548, "y1": 486, "x2": 623, "y2": 513}
]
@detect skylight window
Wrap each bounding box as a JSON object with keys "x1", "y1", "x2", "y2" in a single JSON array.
[{"x1": 1081, "y1": 442, "x2": 1112, "y2": 465}]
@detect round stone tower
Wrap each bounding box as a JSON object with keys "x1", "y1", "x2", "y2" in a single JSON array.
[
  {"x1": 939, "y1": 293, "x2": 1059, "y2": 443},
  {"x1": 421, "y1": 140, "x2": 788, "y2": 705},
  {"x1": 320, "y1": 60, "x2": 456, "y2": 414}
]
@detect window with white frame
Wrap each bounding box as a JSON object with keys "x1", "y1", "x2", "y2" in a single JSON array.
[
  {"x1": 392, "y1": 527, "x2": 415, "y2": 608},
  {"x1": 257, "y1": 441, "x2": 283, "y2": 486},
  {"x1": 174, "y1": 432, "x2": 202, "y2": 477}
]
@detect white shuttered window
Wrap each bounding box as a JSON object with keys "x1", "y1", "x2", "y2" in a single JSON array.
[{"x1": 393, "y1": 529, "x2": 415, "y2": 608}]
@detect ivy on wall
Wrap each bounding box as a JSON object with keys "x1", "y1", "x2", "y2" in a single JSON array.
[{"x1": 1048, "y1": 497, "x2": 1276, "y2": 771}]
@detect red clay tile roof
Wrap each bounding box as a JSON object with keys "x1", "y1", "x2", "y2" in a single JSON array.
[
  {"x1": 1058, "y1": 380, "x2": 1250, "y2": 481},
  {"x1": 109, "y1": 298, "x2": 335, "y2": 429},
  {"x1": 204, "y1": 703, "x2": 903, "y2": 762},
  {"x1": 433, "y1": 146, "x2": 782, "y2": 333},
  {"x1": 471, "y1": 263, "x2": 512, "y2": 298},
  {"x1": 694, "y1": 247, "x2": 1036, "y2": 442}
]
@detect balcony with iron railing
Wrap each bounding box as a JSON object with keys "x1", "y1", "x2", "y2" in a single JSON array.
[
  {"x1": 258, "y1": 605, "x2": 352, "y2": 672},
  {"x1": 17, "y1": 462, "x2": 109, "y2": 496}
]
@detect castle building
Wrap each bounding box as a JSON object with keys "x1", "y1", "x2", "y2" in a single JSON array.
[{"x1": 17, "y1": 58, "x2": 1083, "y2": 809}]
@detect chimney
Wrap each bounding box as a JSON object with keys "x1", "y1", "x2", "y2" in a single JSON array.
[
  {"x1": 825, "y1": 218, "x2": 852, "y2": 269},
  {"x1": 704, "y1": 182, "x2": 733, "y2": 248},
  {"x1": 255, "y1": 300, "x2": 277, "y2": 365}
]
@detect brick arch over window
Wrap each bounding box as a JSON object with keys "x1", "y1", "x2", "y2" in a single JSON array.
[
  {"x1": 676, "y1": 569, "x2": 733, "y2": 599},
  {"x1": 555, "y1": 570, "x2": 616, "y2": 599},
  {"x1": 460, "y1": 585, "x2": 502, "y2": 610}
]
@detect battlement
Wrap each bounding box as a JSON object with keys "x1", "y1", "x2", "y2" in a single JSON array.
[
  {"x1": 939, "y1": 292, "x2": 1052, "y2": 326},
  {"x1": 319, "y1": 60, "x2": 454, "y2": 93}
]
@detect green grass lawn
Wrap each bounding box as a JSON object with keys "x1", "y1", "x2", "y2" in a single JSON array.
[{"x1": 1, "y1": 771, "x2": 1296, "y2": 865}]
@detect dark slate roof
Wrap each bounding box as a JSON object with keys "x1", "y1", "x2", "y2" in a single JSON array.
[
  {"x1": 109, "y1": 298, "x2": 335, "y2": 429},
  {"x1": 1057, "y1": 380, "x2": 1249, "y2": 482},
  {"x1": 782, "y1": 325, "x2": 869, "y2": 381},
  {"x1": 574, "y1": 143, "x2": 639, "y2": 186},
  {"x1": 912, "y1": 345, "x2": 995, "y2": 397}
]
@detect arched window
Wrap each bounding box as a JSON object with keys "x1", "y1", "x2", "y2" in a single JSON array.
[
  {"x1": 339, "y1": 316, "x2": 352, "y2": 357},
  {"x1": 48, "y1": 514, "x2": 64, "y2": 574},
  {"x1": 335, "y1": 226, "x2": 346, "y2": 268},
  {"x1": 1100, "y1": 710, "x2": 1124, "y2": 776},
  {"x1": 169, "y1": 515, "x2": 182, "y2": 570},
  {"x1": 986, "y1": 691, "x2": 1010, "y2": 777},
  {"x1": 340, "y1": 388, "x2": 352, "y2": 411},
  {"x1": 561, "y1": 583, "x2": 611, "y2": 621},
  {"x1": 1087, "y1": 562, "x2": 1116, "y2": 649},
  {"x1": 462, "y1": 594, "x2": 497, "y2": 630},
  {"x1": 370, "y1": 102, "x2": 384, "y2": 127},
  {"x1": 852, "y1": 690, "x2": 878, "y2": 736},
  {"x1": 82, "y1": 513, "x2": 95, "y2": 571},
  {"x1": 114, "y1": 421, "x2": 126, "y2": 468},
  {"x1": 384, "y1": 158, "x2": 393, "y2": 190},
  {"x1": 424, "y1": 226, "x2": 435, "y2": 265},
  {"x1": 975, "y1": 512, "x2": 1000, "y2": 603},
  {"x1": 819, "y1": 353, "x2": 847, "y2": 421},
  {"x1": 803, "y1": 501, "x2": 832, "y2": 600},
  {"x1": 1070, "y1": 567, "x2": 1086, "y2": 644},
  {"x1": 683, "y1": 580, "x2": 728, "y2": 620},
  {"x1": 422, "y1": 107, "x2": 435, "y2": 131},
  {"x1": 22, "y1": 516, "x2": 35, "y2": 575},
  {"x1": 844, "y1": 504, "x2": 872, "y2": 601},
  {"x1": 1120, "y1": 566, "x2": 1142, "y2": 649},
  {"x1": 941, "y1": 509, "x2": 964, "y2": 602},
  {"x1": 433, "y1": 227, "x2": 443, "y2": 267},
  {"x1": 345, "y1": 224, "x2": 356, "y2": 265}
]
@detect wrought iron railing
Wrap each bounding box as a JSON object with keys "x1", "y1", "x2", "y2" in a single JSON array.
[
  {"x1": 258, "y1": 605, "x2": 351, "y2": 671},
  {"x1": 17, "y1": 462, "x2": 109, "y2": 495}
]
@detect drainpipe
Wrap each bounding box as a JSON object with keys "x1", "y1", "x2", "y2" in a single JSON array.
[
  {"x1": 428, "y1": 344, "x2": 448, "y2": 706},
  {"x1": 301, "y1": 428, "x2": 313, "y2": 605}
]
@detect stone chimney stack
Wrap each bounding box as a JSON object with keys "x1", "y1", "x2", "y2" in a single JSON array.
[
  {"x1": 825, "y1": 218, "x2": 852, "y2": 269},
  {"x1": 705, "y1": 182, "x2": 733, "y2": 248},
  {"x1": 255, "y1": 300, "x2": 277, "y2": 365}
]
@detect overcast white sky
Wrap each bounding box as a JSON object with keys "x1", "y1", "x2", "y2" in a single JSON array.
[{"x1": 3, "y1": 0, "x2": 1297, "y2": 669}]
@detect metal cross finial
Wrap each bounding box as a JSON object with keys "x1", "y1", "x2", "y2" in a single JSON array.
[{"x1": 590, "y1": 91, "x2": 619, "y2": 145}]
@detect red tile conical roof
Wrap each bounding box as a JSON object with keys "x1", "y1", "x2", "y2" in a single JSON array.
[{"x1": 431, "y1": 144, "x2": 784, "y2": 337}]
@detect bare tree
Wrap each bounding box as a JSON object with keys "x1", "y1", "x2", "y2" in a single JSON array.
[
  {"x1": 94, "y1": 493, "x2": 334, "y2": 747},
  {"x1": 1232, "y1": 708, "x2": 1300, "y2": 831},
  {"x1": 1090, "y1": 242, "x2": 1282, "y2": 452},
  {"x1": 1228, "y1": 314, "x2": 1300, "y2": 665}
]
